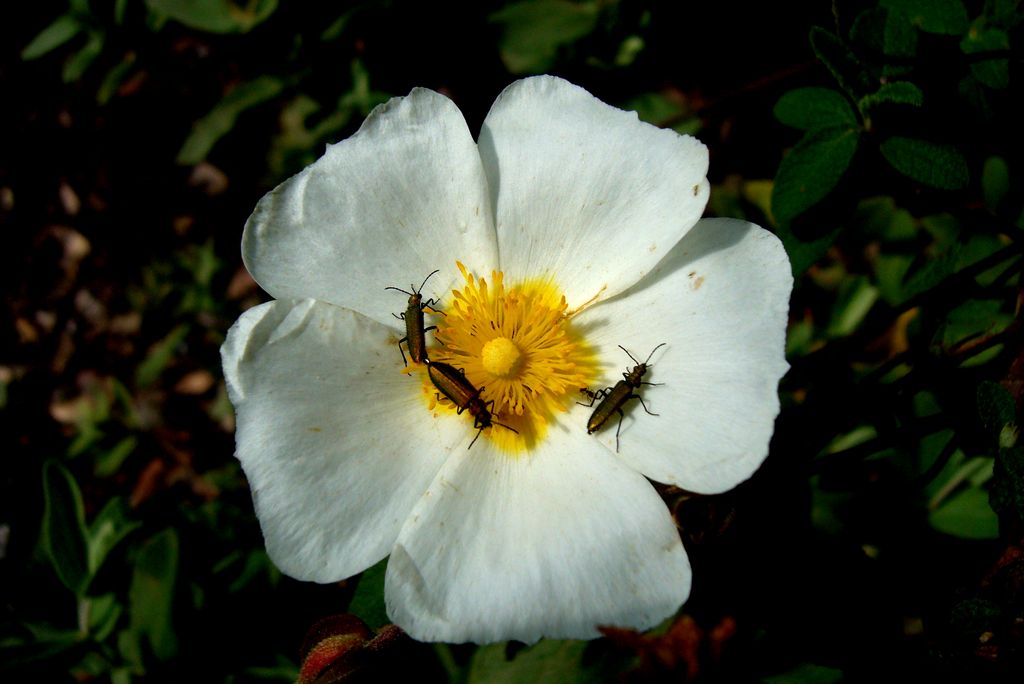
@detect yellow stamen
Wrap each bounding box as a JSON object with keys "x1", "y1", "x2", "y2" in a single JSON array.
[{"x1": 422, "y1": 262, "x2": 599, "y2": 453}]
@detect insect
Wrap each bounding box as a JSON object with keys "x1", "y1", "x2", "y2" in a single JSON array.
[
  {"x1": 426, "y1": 360, "x2": 519, "y2": 449},
  {"x1": 579, "y1": 343, "x2": 666, "y2": 452},
  {"x1": 386, "y1": 269, "x2": 442, "y2": 366}
]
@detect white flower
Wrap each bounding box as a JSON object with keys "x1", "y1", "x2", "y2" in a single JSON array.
[{"x1": 221, "y1": 76, "x2": 792, "y2": 644}]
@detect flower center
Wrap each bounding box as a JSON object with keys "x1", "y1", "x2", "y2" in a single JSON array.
[
  {"x1": 481, "y1": 337, "x2": 522, "y2": 377},
  {"x1": 424, "y1": 262, "x2": 598, "y2": 452}
]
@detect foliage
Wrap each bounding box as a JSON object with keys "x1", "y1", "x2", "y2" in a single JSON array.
[{"x1": 5, "y1": 0, "x2": 1024, "y2": 681}]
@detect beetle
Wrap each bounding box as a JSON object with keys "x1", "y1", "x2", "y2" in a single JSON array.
[
  {"x1": 579, "y1": 343, "x2": 666, "y2": 452},
  {"x1": 426, "y1": 360, "x2": 518, "y2": 449},
  {"x1": 386, "y1": 269, "x2": 442, "y2": 366}
]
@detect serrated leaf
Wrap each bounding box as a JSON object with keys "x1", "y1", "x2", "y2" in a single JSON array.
[
  {"x1": 42, "y1": 461, "x2": 90, "y2": 595},
  {"x1": 859, "y1": 81, "x2": 923, "y2": 110},
  {"x1": 809, "y1": 27, "x2": 874, "y2": 95},
  {"x1": 961, "y1": 26, "x2": 1010, "y2": 89},
  {"x1": 772, "y1": 126, "x2": 860, "y2": 228},
  {"x1": 930, "y1": 485, "x2": 999, "y2": 539},
  {"x1": 977, "y1": 381, "x2": 1015, "y2": 439},
  {"x1": 145, "y1": 0, "x2": 278, "y2": 33},
  {"x1": 469, "y1": 639, "x2": 591, "y2": 684},
  {"x1": 490, "y1": 0, "x2": 600, "y2": 74},
  {"x1": 880, "y1": 136, "x2": 969, "y2": 189},
  {"x1": 21, "y1": 14, "x2": 82, "y2": 60},
  {"x1": 774, "y1": 88, "x2": 857, "y2": 130},
  {"x1": 880, "y1": 0, "x2": 969, "y2": 35},
  {"x1": 991, "y1": 445, "x2": 1024, "y2": 522},
  {"x1": 347, "y1": 558, "x2": 388, "y2": 630},
  {"x1": 177, "y1": 76, "x2": 284, "y2": 164},
  {"x1": 130, "y1": 529, "x2": 179, "y2": 661}
]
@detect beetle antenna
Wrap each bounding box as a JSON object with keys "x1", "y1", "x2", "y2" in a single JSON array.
[
  {"x1": 384, "y1": 285, "x2": 414, "y2": 296},
  {"x1": 618, "y1": 345, "x2": 641, "y2": 366},
  {"x1": 417, "y1": 269, "x2": 441, "y2": 294},
  {"x1": 644, "y1": 342, "x2": 667, "y2": 364}
]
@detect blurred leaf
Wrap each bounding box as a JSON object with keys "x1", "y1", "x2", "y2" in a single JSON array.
[
  {"x1": 348, "y1": 558, "x2": 388, "y2": 630},
  {"x1": 982, "y1": 156, "x2": 1010, "y2": 212},
  {"x1": 930, "y1": 484, "x2": 999, "y2": 539},
  {"x1": 776, "y1": 223, "x2": 842, "y2": 276},
  {"x1": 763, "y1": 662, "x2": 844, "y2": 684},
  {"x1": 879, "y1": 136, "x2": 969, "y2": 189},
  {"x1": 490, "y1": 0, "x2": 600, "y2": 74},
  {"x1": 902, "y1": 244, "x2": 959, "y2": 299},
  {"x1": 614, "y1": 34, "x2": 644, "y2": 66},
  {"x1": 774, "y1": 88, "x2": 857, "y2": 130},
  {"x1": 21, "y1": 14, "x2": 82, "y2": 60},
  {"x1": 42, "y1": 460, "x2": 90, "y2": 595},
  {"x1": 88, "y1": 497, "x2": 141, "y2": 576},
  {"x1": 97, "y1": 51, "x2": 138, "y2": 104},
  {"x1": 135, "y1": 324, "x2": 190, "y2": 387},
  {"x1": 130, "y1": 529, "x2": 179, "y2": 661},
  {"x1": 857, "y1": 196, "x2": 917, "y2": 241},
  {"x1": 622, "y1": 92, "x2": 688, "y2": 127},
  {"x1": 84, "y1": 593, "x2": 123, "y2": 641},
  {"x1": 859, "y1": 81, "x2": 923, "y2": 110},
  {"x1": 874, "y1": 253, "x2": 914, "y2": 304},
  {"x1": 961, "y1": 25, "x2": 1010, "y2": 89},
  {"x1": 880, "y1": 0, "x2": 969, "y2": 35},
  {"x1": 469, "y1": 639, "x2": 591, "y2": 684},
  {"x1": 177, "y1": 76, "x2": 285, "y2": 165},
  {"x1": 883, "y1": 7, "x2": 919, "y2": 58},
  {"x1": 827, "y1": 276, "x2": 879, "y2": 337},
  {"x1": 146, "y1": 0, "x2": 278, "y2": 33},
  {"x1": 772, "y1": 126, "x2": 859, "y2": 228},
  {"x1": 94, "y1": 436, "x2": 137, "y2": 478},
  {"x1": 941, "y1": 298, "x2": 1011, "y2": 350},
  {"x1": 62, "y1": 31, "x2": 104, "y2": 82},
  {"x1": 809, "y1": 27, "x2": 874, "y2": 95}
]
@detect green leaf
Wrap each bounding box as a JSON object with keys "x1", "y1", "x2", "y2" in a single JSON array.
[
  {"x1": 469, "y1": 640, "x2": 592, "y2": 684},
  {"x1": 145, "y1": 0, "x2": 278, "y2": 33},
  {"x1": 42, "y1": 461, "x2": 90, "y2": 595},
  {"x1": 62, "y1": 31, "x2": 104, "y2": 82},
  {"x1": 771, "y1": 126, "x2": 860, "y2": 228},
  {"x1": 84, "y1": 593, "x2": 123, "y2": 642},
  {"x1": 177, "y1": 76, "x2": 284, "y2": 164},
  {"x1": 883, "y1": 7, "x2": 918, "y2": 58},
  {"x1": 22, "y1": 14, "x2": 82, "y2": 60},
  {"x1": 130, "y1": 529, "x2": 179, "y2": 661},
  {"x1": 809, "y1": 27, "x2": 874, "y2": 96},
  {"x1": 490, "y1": 0, "x2": 600, "y2": 74},
  {"x1": 982, "y1": 156, "x2": 1010, "y2": 212},
  {"x1": 348, "y1": 558, "x2": 388, "y2": 630},
  {"x1": 776, "y1": 223, "x2": 842, "y2": 277},
  {"x1": 929, "y1": 484, "x2": 999, "y2": 539},
  {"x1": 88, "y1": 497, "x2": 141, "y2": 577},
  {"x1": 880, "y1": 0, "x2": 969, "y2": 35},
  {"x1": 94, "y1": 435, "x2": 137, "y2": 478},
  {"x1": 977, "y1": 381, "x2": 1015, "y2": 440},
  {"x1": 859, "y1": 81, "x2": 923, "y2": 110},
  {"x1": 961, "y1": 26, "x2": 1010, "y2": 89},
  {"x1": 879, "y1": 136, "x2": 969, "y2": 189},
  {"x1": 763, "y1": 662, "x2": 844, "y2": 684},
  {"x1": 826, "y1": 276, "x2": 880, "y2": 337},
  {"x1": 774, "y1": 88, "x2": 857, "y2": 130},
  {"x1": 135, "y1": 323, "x2": 189, "y2": 386},
  {"x1": 991, "y1": 445, "x2": 1024, "y2": 522}
]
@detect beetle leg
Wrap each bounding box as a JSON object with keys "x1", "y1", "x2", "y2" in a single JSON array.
[
  {"x1": 396, "y1": 337, "x2": 409, "y2": 366},
  {"x1": 636, "y1": 394, "x2": 659, "y2": 416}
]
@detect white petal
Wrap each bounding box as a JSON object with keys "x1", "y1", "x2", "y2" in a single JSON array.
[
  {"x1": 479, "y1": 75, "x2": 709, "y2": 309},
  {"x1": 574, "y1": 219, "x2": 792, "y2": 493},
  {"x1": 242, "y1": 89, "x2": 497, "y2": 326},
  {"x1": 384, "y1": 422, "x2": 690, "y2": 643},
  {"x1": 221, "y1": 299, "x2": 457, "y2": 582}
]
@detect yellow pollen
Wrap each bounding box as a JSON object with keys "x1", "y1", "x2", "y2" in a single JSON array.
[
  {"x1": 481, "y1": 337, "x2": 522, "y2": 377},
  {"x1": 422, "y1": 261, "x2": 600, "y2": 453}
]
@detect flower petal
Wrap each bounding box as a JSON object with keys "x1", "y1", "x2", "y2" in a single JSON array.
[
  {"x1": 478, "y1": 75, "x2": 709, "y2": 308},
  {"x1": 384, "y1": 424, "x2": 690, "y2": 643},
  {"x1": 574, "y1": 218, "x2": 792, "y2": 493},
  {"x1": 222, "y1": 299, "x2": 457, "y2": 582},
  {"x1": 243, "y1": 89, "x2": 497, "y2": 325}
]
